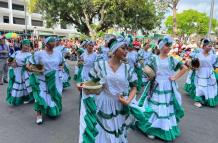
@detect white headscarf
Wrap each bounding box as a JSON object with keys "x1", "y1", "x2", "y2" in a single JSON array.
[
  {"x1": 158, "y1": 36, "x2": 173, "y2": 49},
  {"x1": 110, "y1": 36, "x2": 128, "y2": 54}
]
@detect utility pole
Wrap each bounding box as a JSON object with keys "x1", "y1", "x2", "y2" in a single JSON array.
[{"x1": 208, "y1": 0, "x2": 215, "y2": 39}]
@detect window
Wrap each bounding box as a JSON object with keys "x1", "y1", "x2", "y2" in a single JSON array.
[
  {"x1": 13, "y1": 17, "x2": 25, "y2": 25},
  {"x1": 0, "y1": 1, "x2": 8, "y2": 8},
  {"x1": 12, "y1": 4, "x2": 24, "y2": 11},
  {"x1": 32, "y1": 20, "x2": 43, "y2": 27},
  {"x1": 3, "y1": 16, "x2": 9, "y2": 23}
]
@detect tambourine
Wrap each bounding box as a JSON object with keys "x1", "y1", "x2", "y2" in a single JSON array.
[
  {"x1": 27, "y1": 64, "x2": 44, "y2": 73},
  {"x1": 77, "y1": 81, "x2": 103, "y2": 95},
  {"x1": 8, "y1": 57, "x2": 15, "y2": 63},
  {"x1": 185, "y1": 58, "x2": 200, "y2": 70},
  {"x1": 143, "y1": 65, "x2": 156, "y2": 79}
]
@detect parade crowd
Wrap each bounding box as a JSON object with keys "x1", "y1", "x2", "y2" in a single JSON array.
[{"x1": 1, "y1": 33, "x2": 218, "y2": 143}]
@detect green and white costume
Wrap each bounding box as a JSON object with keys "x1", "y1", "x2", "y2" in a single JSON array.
[
  {"x1": 127, "y1": 50, "x2": 137, "y2": 68},
  {"x1": 54, "y1": 45, "x2": 71, "y2": 88},
  {"x1": 184, "y1": 48, "x2": 201, "y2": 99},
  {"x1": 184, "y1": 48, "x2": 218, "y2": 107},
  {"x1": 135, "y1": 55, "x2": 184, "y2": 141},
  {"x1": 80, "y1": 51, "x2": 98, "y2": 81},
  {"x1": 135, "y1": 49, "x2": 152, "y2": 91},
  {"x1": 79, "y1": 60, "x2": 137, "y2": 143},
  {"x1": 28, "y1": 50, "x2": 64, "y2": 117},
  {"x1": 74, "y1": 48, "x2": 85, "y2": 83},
  {"x1": 6, "y1": 51, "x2": 33, "y2": 105},
  {"x1": 185, "y1": 51, "x2": 218, "y2": 106}
]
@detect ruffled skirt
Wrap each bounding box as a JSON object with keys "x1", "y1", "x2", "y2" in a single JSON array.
[{"x1": 6, "y1": 67, "x2": 33, "y2": 106}]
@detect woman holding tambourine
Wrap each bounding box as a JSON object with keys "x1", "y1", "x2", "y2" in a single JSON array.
[{"x1": 134, "y1": 36, "x2": 188, "y2": 141}]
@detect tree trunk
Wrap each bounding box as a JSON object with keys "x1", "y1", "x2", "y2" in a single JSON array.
[
  {"x1": 82, "y1": 9, "x2": 97, "y2": 39},
  {"x1": 89, "y1": 29, "x2": 97, "y2": 40},
  {"x1": 172, "y1": 0, "x2": 178, "y2": 37}
]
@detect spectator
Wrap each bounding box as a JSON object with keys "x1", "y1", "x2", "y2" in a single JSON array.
[{"x1": 0, "y1": 36, "x2": 9, "y2": 85}]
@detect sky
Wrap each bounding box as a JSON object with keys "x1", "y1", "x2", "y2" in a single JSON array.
[
  {"x1": 170, "y1": 0, "x2": 218, "y2": 19},
  {"x1": 162, "y1": 0, "x2": 218, "y2": 28}
]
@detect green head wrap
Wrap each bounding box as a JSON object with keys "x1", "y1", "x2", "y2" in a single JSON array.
[
  {"x1": 22, "y1": 39, "x2": 31, "y2": 46},
  {"x1": 44, "y1": 37, "x2": 56, "y2": 45},
  {"x1": 77, "y1": 48, "x2": 84, "y2": 55},
  {"x1": 150, "y1": 41, "x2": 156, "y2": 49}
]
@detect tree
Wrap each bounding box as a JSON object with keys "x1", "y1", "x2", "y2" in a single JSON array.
[
  {"x1": 29, "y1": 0, "x2": 164, "y2": 38},
  {"x1": 156, "y1": 0, "x2": 180, "y2": 36},
  {"x1": 28, "y1": 0, "x2": 38, "y2": 13},
  {"x1": 165, "y1": 9, "x2": 218, "y2": 36}
]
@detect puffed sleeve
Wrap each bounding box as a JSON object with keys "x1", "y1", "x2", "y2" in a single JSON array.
[
  {"x1": 10, "y1": 51, "x2": 17, "y2": 58},
  {"x1": 212, "y1": 54, "x2": 218, "y2": 67},
  {"x1": 89, "y1": 61, "x2": 101, "y2": 82},
  {"x1": 126, "y1": 65, "x2": 138, "y2": 87},
  {"x1": 27, "y1": 51, "x2": 40, "y2": 64},
  {"x1": 147, "y1": 54, "x2": 157, "y2": 71},
  {"x1": 171, "y1": 57, "x2": 184, "y2": 71}
]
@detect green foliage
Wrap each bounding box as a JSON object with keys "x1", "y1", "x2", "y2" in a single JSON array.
[
  {"x1": 165, "y1": 9, "x2": 218, "y2": 35},
  {"x1": 32, "y1": 0, "x2": 165, "y2": 38},
  {"x1": 28, "y1": 0, "x2": 38, "y2": 13}
]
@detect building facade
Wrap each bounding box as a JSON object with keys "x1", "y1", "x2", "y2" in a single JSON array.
[{"x1": 0, "y1": 0, "x2": 77, "y2": 36}]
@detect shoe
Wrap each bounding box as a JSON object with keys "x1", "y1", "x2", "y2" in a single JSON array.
[
  {"x1": 0, "y1": 81, "x2": 3, "y2": 85},
  {"x1": 194, "y1": 102, "x2": 202, "y2": 108},
  {"x1": 36, "y1": 115, "x2": 43, "y2": 124},
  {"x1": 24, "y1": 101, "x2": 29, "y2": 104},
  {"x1": 147, "y1": 135, "x2": 155, "y2": 140}
]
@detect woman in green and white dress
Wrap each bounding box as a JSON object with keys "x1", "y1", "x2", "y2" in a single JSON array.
[
  {"x1": 184, "y1": 45, "x2": 202, "y2": 99},
  {"x1": 79, "y1": 38, "x2": 138, "y2": 143},
  {"x1": 189, "y1": 39, "x2": 218, "y2": 108},
  {"x1": 6, "y1": 39, "x2": 33, "y2": 106},
  {"x1": 135, "y1": 36, "x2": 188, "y2": 141},
  {"x1": 54, "y1": 37, "x2": 71, "y2": 88},
  {"x1": 74, "y1": 48, "x2": 85, "y2": 83},
  {"x1": 135, "y1": 40, "x2": 152, "y2": 91},
  {"x1": 27, "y1": 37, "x2": 65, "y2": 124}
]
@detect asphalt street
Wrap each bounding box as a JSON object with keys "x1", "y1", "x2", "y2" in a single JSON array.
[{"x1": 0, "y1": 61, "x2": 218, "y2": 143}]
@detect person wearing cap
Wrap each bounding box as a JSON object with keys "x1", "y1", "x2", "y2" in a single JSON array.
[
  {"x1": 54, "y1": 37, "x2": 71, "y2": 88},
  {"x1": 0, "y1": 36, "x2": 10, "y2": 85},
  {"x1": 135, "y1": 39, "x2": 152, "y2": 91},
  {"x1": 27, "y1": 37, "x2": 65, "y2": 124},
  {"x1": 135, "y1": 36, "x2": 188, "y2": 141},
  {"x1": 6, "y1": 39, "x2": 33, "y2": 105},
  {"x1": 186, "y1": 39, "x2": 218, "y2": 108},
  {"x1": 79, "y1": 37, "x2": 137, "y2": 143}
]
